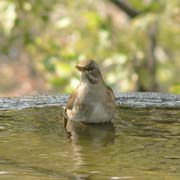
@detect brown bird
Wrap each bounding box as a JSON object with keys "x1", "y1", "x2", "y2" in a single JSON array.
[{"x1": 63, "y1": 60, "x2": 116, "y2": 130}]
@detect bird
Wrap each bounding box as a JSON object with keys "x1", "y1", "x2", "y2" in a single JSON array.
[{"x1": 63, "y1": 60, "x2": 116, "y2": 130}]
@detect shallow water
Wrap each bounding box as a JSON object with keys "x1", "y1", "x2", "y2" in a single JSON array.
[{"x1": 0, "y1": 106, "x2": 180, "y2": 180}]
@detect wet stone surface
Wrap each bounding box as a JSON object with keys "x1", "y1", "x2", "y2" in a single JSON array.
[{"x1": 0, "y1": 93, "x2": 180, "y2": 110}]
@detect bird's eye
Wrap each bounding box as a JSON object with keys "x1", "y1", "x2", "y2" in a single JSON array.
[{"x1": 87, "y1": 67, "x2": 93, "y2": 71}]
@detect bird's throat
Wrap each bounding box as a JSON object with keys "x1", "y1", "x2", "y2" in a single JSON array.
[{"x1": 87, "y1": 74, "x2": 98, "y2": 84}]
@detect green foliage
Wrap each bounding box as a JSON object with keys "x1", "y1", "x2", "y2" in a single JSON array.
[{"x1": 0, "y1": 0, "x2": 179, "y2": 93}]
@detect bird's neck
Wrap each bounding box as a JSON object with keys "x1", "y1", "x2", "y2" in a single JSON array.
[
  {"x1": 81, "y1": 72, "x2": 105, "y2": 85},
  {"x1": 80, "y1": 77, "x2": 106, "y2": 91}
]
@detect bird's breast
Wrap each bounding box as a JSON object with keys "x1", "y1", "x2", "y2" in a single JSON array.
[
  {"x1": 89, "y1": 103, "x2": 111, "y2": 123},
  {"x1": 69, "y1": 82, "x2": 113, "y2": 123}
]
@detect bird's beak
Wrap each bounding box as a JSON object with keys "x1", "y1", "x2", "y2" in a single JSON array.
[{"x1": 75, "y1": 65, "x2": 86, "y2": 72}]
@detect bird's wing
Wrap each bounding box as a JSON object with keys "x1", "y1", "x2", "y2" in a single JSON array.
[
  {"x1": 106, "y1": 86, "x2": 116, "y2": 103},
  {"x1": 63, "y1": 91, "x2": 77, "y2": 129},
  {"x1": 66, "y1": 91, "x2": 77, "y2": 110}
]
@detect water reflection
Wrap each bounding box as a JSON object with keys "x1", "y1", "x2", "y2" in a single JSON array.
[
  {"x1": 65, "y1": 120, "x2": 115, "y2": 145},
  {"x1": 65, "y1": 120, "x2": 115, "y2": 179}
]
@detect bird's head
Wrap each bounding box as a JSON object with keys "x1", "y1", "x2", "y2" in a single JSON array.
[{"x1": 75, "y1": 60, "x2": 103, "y2": 84}]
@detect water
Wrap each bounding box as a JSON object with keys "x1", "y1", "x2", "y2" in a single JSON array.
[{"x1": 0, "y1": 106, "x2": 180, "y2": 180}]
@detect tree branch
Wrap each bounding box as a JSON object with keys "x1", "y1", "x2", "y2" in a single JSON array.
[
  {"x1": 110, "y1": 0, "x2": 140, "y2": 18},
  {"x1": 146, "y1": 21, "x2": 159, "y2": 91}
]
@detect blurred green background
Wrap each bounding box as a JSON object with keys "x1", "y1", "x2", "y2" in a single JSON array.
[{"x1": 0, "y1": 0, "x2": 179, "y2": 96}]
